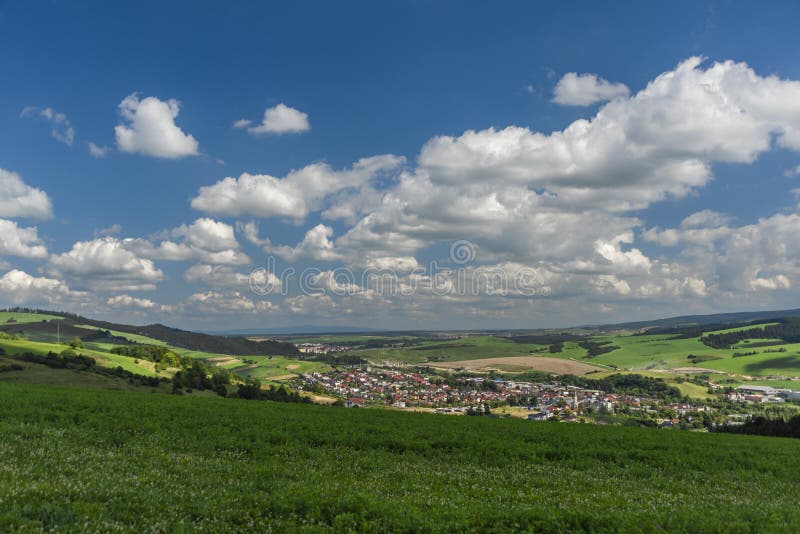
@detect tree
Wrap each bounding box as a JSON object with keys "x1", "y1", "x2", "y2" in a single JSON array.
[{"x1": 68, "y1": 336, "x2": 83, "y2": 349}]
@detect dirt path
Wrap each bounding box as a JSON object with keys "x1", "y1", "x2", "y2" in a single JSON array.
[{"x1": 206, "y1": 356, "x2": 240, "y2": 367}]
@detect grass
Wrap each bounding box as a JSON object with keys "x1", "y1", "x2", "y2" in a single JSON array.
[
  {"x1": 0, "y1": 338, "x2": 159, "y2": 377},
  {"x1": 1, "y1": 382, "x2": 800, "y2": 532},
  {"x1": 74, "y1": 325, "x2": 168, "y2": 346},
  {"x1": 703, "y1": 322, "x2": 781, "y2": 335},
  {"x1": 228, "y1": 355, "x2": 332, "y2": 380},
  {"x1": 702, "y1": 349, "x2": 800, "y2": 376},
  {"x1": 0, "y1": 356, "x2": 160, "y2": 392},
  {"x1": 356, "y1": 335, "x2": 549, "y2": 364},
  {"x1": 0, "y1": 311, "x2": 62, "y2": 324},
  {"x1": 581, "y1": 333, "x2": 800, "y2": 378}
]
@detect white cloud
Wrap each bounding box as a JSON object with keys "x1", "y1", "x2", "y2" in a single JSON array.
[
  {"x1": 172, "y1": 217, "x2": 241, "y2": 252},
  {"x1": 191, "y1": 155, "x2": 404, "y2": 221},
  {"x1": 184, "y1": 263, "x2": 281, "y2": 292},
  {"x1": 269, "y1": 224, "x2": 340, "y2": 262},
  {"x1": 106, "y1": 294, "x2": 170, "y2": 311},
  {"x1": 750, "y1": 275, "x2": 791, "y2": 291},
  {"x1": 236, "y1": 103, "x2": 310, "y2": 134},
  {"x1": 88, "y1": 142, "x2": 110, "y2": 158},
  {"x1": 0, "y1": 269, "x2": 79, "y2": 305},
  {"x1": 183, "y1": 291, "x2": 278, "y2": 314},
  {"x1": 0, "y1": 169, "x2": 53, "y2": 220},
  {"x1": 115, "y1": 93, "x2": 199, "y2": 158},
  {"x1": 644, "y1": 211, "x2": 800, "y2": 295},
  {"x1": 0, "y1": 219, "x2": 48, "y2": 259},
  {"x1": 326, "y1": 57, "x2": 800, "y2": 275},
  {"x1": 593, "y1": 233, "x2": 652, "y2": 274},
  {"x1": 48, "y1": 237, "x2": 164, "y2": 291},
  {"x1": 21, "y1": 106, "x2": 75, "y2": 146},
  {"x1": 123, "y1": 218, "x2": 250, "y2": 266},
  {"x1": 552, "y1": 72, "x2": 630, "y2": 106},
  {"x1": 225, "y1": 56, "x2": 800, "y2": 323}
]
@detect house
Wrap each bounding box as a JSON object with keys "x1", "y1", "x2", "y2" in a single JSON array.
[
  {"x1": 345, "y1": 398, "x2": 364, "y2": 408},
  {"x1": 527, "y1": 412, "x2": 552, "y2": 421}
]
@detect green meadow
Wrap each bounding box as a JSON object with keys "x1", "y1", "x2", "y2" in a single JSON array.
[
  {"x1": 2, "y1": 382, "x2": 800, "y2": 532},
  {"x1": 74, "y1": 324, "x2": 169, "y2": 346},
  {"x1": 356, "y1": 335, "x2": 549, "y2": 363},
  {"x1": 0, "y1": 311, "x2": 62, "y2": 324}
]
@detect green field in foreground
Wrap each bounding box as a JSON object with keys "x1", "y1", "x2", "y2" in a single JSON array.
[{"x1": 1, "y1": 383, "x2": 799, "y2": 532}]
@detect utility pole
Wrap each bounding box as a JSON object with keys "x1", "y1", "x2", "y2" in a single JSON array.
[{"x1": 57, "y1": 320, "x2": 61, "y2": 345}]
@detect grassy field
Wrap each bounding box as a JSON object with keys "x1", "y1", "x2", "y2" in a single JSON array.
[
  {"x1": 0, "y1": 355, "x2": 162, "y2": 392},
  {"x1": 582, "y1": 333, "x2": 800, "y2": 379},
  {"x1": 0, "y1": 338, "x2": 160, "y2": 376},
  {"x1": 356, "y1": 335, "x2": 548, "y2": 364},
  {"x1": 1, "y1": 382, "x2": 799, "y2": 532},
  {"x1": 0, "y1": 311, "x2": 62, "y2": 324},
  {"x1": 427, "y1": 356, "x2": 603, "y2": 375},
  {"x1": 74, "y1": 324, "x2": 169, "y2": 346},
  {"x1": 164, "y1": 349, "x2": 332, "y2": 381},
  {"x1": 703, "y1": 322, "x2": 780, "y2": 335}
]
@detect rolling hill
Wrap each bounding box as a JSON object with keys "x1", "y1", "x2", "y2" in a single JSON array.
[{"x1": 0, "y1": 308, "x2": 299, "y2": 356}]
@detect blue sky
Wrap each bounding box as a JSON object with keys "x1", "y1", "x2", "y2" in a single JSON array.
[{"x1": 3, "y1": 1, "x2": 800, "y2": 330}]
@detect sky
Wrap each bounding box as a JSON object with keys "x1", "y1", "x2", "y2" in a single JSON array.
[{"x1": 3, "y1": 1, "x2": 800, "y2": 331}]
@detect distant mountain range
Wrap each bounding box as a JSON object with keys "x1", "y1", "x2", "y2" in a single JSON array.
[
  {"x1": 208, "y1": 325, "x2": 379, "y2": 336},
  {"x1": 6, "y1": 306, "x2": 800, "y2": 341},
  {"x1": 590, "y1": 308, "x2": 800, "y2": 331}
]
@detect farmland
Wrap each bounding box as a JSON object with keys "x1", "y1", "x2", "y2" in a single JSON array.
[
  {"x1": 293, "y1": 321, "x2": 800, "y2": 397},
  {"x1": 350, "y1": 335, "x2": 551, "y2": 364},
  {"x1": 0, "y1": 310, "x2": 326, "y2": 388},
  {"x1": 0, "y1": 311, "x2": 62, "y2": 324},
  {"x1": 2, "y1": 382, "x2": 800, "y2": 532},
  {"x1": 427, "y1": 356, "x2": 602, "y2": 375}
]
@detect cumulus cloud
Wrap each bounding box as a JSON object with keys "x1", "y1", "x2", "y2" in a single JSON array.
[
  {"x1": 0, "y1": 169, "x2": 53, "y2": 219},
  {"x1": 644, "y1": 211, "x2": 800, "y2": 295},
  {"x1": 235, "y1": 103, "x2": 310, "y2": 134},
  {"x1": 219, "y1": 56, "x2": 800, "y2": 323},
  {"x1": 183, "y1": 291, "x2": 279, "y2": 315},
  {"x1": 0, "y1": 269, "x2": 79, "y2": 305},
  {"x1": 0, "y1": 220, "x2": 48, "y2": 259},
  {"x1": 124, "y1": 218, "x2": 250, "y2": 266},
  {"x1": 327, "y1": 57, "x2": 800, "y2": 272},
  {"x1": 21, "y1": 106, "x2": 75, "y2": 146},
  {"x1": 191, "y1": 155, "x2": 404, "y2": 221},
  {"x1": 269, "y1": 224, "x2": 340, "y2": 262},
  {"x1": 48, "y1": 237, "x2": 164, "y2": 291},
  {"x1": 552, "y1": 72, "x2": 630, "y2": 106},
  {"x1": 106, "y1": 294, "x2": 170, "y2": 311},
  {"x1": 115, "y1": 93, "x2": 199, "y2": 158},
  {"x1": 184, "y1": 263, "x2": 281, "y2": 292}
]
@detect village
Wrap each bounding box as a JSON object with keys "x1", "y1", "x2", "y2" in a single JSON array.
[{"x1": 295, "y1": 366, "x2": 742, "y2": 427}]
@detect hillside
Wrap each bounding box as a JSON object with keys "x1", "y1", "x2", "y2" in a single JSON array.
[
  {"x1": 0, "y1": 309, "x2": 299, "y2": 356},
  {"x1": 1, "y1": 382, "x2": 799, "y2": 532}
]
